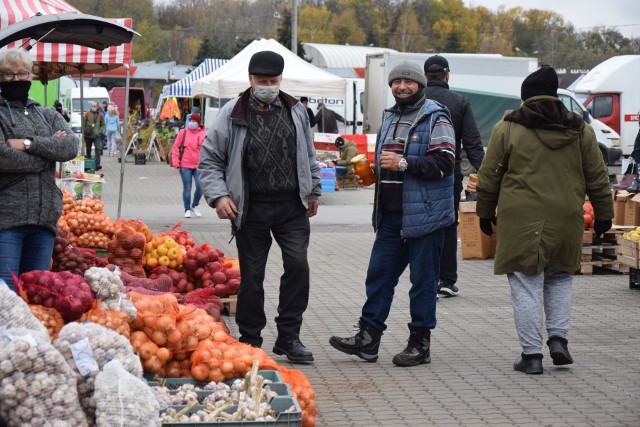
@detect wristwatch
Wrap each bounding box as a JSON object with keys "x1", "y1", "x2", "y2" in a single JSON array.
[
  {"x1": 23, "y1": 138, "x2": 32, "y2": 151},
  {"x1": 398, "y1": 157, "x2": 408, "y2": 172}
]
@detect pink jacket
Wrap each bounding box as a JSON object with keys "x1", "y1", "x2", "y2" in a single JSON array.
[{"x1": 171, "y1": 126, "x2": 206, "y2": 169}]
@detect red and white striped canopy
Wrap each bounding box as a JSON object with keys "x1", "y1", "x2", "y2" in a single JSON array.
[{"x1": 0, "y1": 0, "x2": 132, "y2": 65}]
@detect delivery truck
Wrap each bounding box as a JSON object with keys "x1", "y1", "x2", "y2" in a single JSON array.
[
  {"x1": 306, "y1": 78, "x2": 365, "y2": 134},
  {"x1": 61, "y1": 87, "x2": 110, "y2": 135},
  {"x1": 109, "y1": 87, "x2": 152, "y2": 121},
  {"x1": 572, "y1": 55, "x2": 640, "y2": 156},
  {"x1": 363, "y1": 52, "x2": 538, "y2": 174}
]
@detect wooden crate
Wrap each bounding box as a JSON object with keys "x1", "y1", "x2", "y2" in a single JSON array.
[
  {"x1": 221, "y1": 295, "x2": 237, "y2": 316},
  {"x1": 616, "y1": 235, "x2": 640, "y2": 269}
]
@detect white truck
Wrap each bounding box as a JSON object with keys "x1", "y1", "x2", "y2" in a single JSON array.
[
  {"x1": 363, "y1": 52, "x2": 538, "y2": 174},
  {"x1": 572, "y1": 55, "x2": 640, "y2": 156},
  {"x1": 61, "y1": 87, "x2": 110, "y2": 135},
  {"x1": 306, "y1": 78, "x2": 365, "y2": 135}
]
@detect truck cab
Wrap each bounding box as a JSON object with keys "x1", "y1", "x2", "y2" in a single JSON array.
[{"x1": 558, "y1": 88, "x2": 622, "y2": 165}]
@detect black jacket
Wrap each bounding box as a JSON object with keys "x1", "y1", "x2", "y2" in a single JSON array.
[{"x1": 424, "y1": 81, "x2": 485, "y2": 175}]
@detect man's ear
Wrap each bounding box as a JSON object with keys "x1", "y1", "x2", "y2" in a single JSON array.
[{"x1": 444, "y1": 72, "x2": 450, "y2": 83}]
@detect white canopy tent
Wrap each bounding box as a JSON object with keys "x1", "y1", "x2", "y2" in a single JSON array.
[{"x1": 191, "y1": 38, "x2": 346, "y2": 99}]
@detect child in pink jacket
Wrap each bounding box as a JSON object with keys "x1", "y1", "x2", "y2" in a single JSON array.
[{"x1": 171, "y1": 113, "x2": 207, "y2": 218}]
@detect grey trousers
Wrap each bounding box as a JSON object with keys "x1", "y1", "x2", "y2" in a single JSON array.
[{"x1": 508, "y1": 268, "x2": 572, "y2": 355}]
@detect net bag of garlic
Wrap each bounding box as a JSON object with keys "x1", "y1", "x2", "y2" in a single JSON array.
[
  {"x1": 0, "y1": 326, "x2": 89, "y2": 426},
  {"x1": 54, "y1": 322, "x2": 143, "y2": 423},
  {"x1": 0, "y1": 281, "x2": 50, "y2": 342},
  {"x1": 94, "y1": 360, "x2": 160, "y2": 427}
]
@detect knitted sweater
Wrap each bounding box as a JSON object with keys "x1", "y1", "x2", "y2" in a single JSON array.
[{"x1": 0, "y1": 97, "x2": 79, "y2": 233}]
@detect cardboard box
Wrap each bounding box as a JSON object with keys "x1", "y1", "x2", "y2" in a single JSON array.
[
  {"x1": 626, "y1": 193, "x2": 640, "y2": 226},
  {"x1": 458, "y1": 201, "x2": 494, "y2": 260}
]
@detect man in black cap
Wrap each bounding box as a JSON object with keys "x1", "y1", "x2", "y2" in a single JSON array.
[
  {"x1": 476, "y1": 65, "x2": 613, "y2": 375},
  {"x1": 199, "y1": 50, "x2": 321, "y2": 363},
  {"x1": 330, "y1": 60, "x2": 456, "y2": 367},
  {"x1": 423, "y1": 54, "x2": 485, "y2": 299}
]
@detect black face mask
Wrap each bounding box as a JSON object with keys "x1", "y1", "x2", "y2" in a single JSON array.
[
  {"x1": 394, "y1": 89, "x2": 423, "y2": 106},
  {"x1": 0, "y1": 80, "x2": 31, "y2": 102}
]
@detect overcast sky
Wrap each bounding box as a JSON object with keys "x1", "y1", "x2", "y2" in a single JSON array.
[{"x1": 463, "y1": 0, "x2": 640, "y2": 39}]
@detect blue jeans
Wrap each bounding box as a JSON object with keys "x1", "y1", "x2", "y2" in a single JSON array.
[
  {"x1": 361, "y1": 210, "x2": 443, "y2": 332},
  {"x1": 0, "y1": 226, "x2": 55, "y2": 291},
  {"x1": 179, "y1": 167, "x2": 202, "y2": 212}
]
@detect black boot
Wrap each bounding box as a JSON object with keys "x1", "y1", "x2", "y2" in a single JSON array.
[
  {"x1": 514, "y1": 353, "x2": 543, "y2": 374},
  {"x1": 547, "y1": 336, "x2": 573, "y2": 366},
  {"x1": 392, "y1": 328, "x2": 431, "y2": 367},
  {"x1": 329, "y1": 321, "x2": 382, "y2": 362}
]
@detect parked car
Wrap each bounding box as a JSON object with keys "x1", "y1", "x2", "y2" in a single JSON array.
[{"x1": 558, "y1": 88, "x2": 622, "y2": 165}]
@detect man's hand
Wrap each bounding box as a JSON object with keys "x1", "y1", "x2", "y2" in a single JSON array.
[
  {"x1": 380, "y1": 150, "x2": 402, "y2": 171},
  {"x1": 215, "y1": 196, "x2": 238, "y2": 220},
  {"x1": 307, "y1": 198, "x2": 319, "y2": 217}
]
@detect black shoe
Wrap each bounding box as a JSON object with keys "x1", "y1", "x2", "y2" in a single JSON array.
[
  {"x1": 628, "y1": 178, "x2": 640, "y2": 192},
  {"x1": 437, "y1": 283, "x2": 459, "y2": 297},
  {"x1": 514, "y1": 353, "x2": 543, "y2": 374},
  {"x1": 547, "y1": 336, "x2": 573, "y2": 366},
  {"x1": 392, "y1": 328, "x2": 431, "y2": 367},
  {"x1": 95, "y1": 165, "x2": 102, "y2": 171},
  {"x1": 329, "y1": 321, "x2": 382, "y2": 362},
  {"x1": 273, "y1": 338, "x2": 314, "y2": 363},
  {"x1": 239, "y1": 335, "x2": 262, "y2": 348}
]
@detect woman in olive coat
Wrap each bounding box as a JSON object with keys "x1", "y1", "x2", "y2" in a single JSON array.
[{"x1": 476, "y1": 66, "x2": 613, "y2": 375}]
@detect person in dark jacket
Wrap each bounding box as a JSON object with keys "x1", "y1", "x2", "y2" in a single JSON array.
[
  {"x1": 315, "y1": 102, "x2": 345, "y2": 133},
  {"x1": 476, "y1": 66, "x2": 613, "y2": 374},
  {"x1": 54, "y1": 100, "x2": 70, "y2": 122},
  {"x1": 329, "y1": 61, "x2": 455, "y2": 367},
  {"x1": 0, "y1": 48, "x2": 78, "y2": 290},
  {"x1": 83, "y1": 101, "x2": 105, "y2": 170},
  {"x1": 300, "y1": 97, "x2": 316, "y2": 128},
  {"x1": 423, "y1": 55, "x2": 485, "y2": 298}
]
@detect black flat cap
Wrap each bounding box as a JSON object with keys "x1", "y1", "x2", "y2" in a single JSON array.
[{"x1": 248, "y1": 51, "x2": 284, "y2": 76}]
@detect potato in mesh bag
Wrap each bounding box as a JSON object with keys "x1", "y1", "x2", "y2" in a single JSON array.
[
  {"x1": 0, "y1": 326, "x2": 89, "y2": 426},
  {"x1": 94, "y1": 360, "x2": 160, "y2": 427},
  {"x1": 54, "y1": 322, "x2": 143, "y2": 423}
]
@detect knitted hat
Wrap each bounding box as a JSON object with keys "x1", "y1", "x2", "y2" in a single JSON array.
[
  {"x1": 189, "y1": 113, "x2": 201, "y2": 124},
  {"x1": 248, "y1": 51, "x2": 284, "y2": 76},
  {"x1": 424, "y1": 55, "x2": 450, "y2": 73},
  {"x1": 335, "y1": 136, "x2": 345, "y2": 147},
  {"x1": 521, "y1": 65, "x2": 558, "y2": 101},
  {"x1": 388, "y1": 61, "x2": 427, "y2": 87}
]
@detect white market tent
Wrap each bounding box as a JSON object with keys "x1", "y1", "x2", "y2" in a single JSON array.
[
  {"x1": 191, "y1": 38, "x2": 346, "y2": 99},
  {"x1": 162, "y1": 58, "x2": 229, "y2": 98}
]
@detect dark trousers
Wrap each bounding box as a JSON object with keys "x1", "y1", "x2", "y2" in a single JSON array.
[
  {"x1": 361, "y1": 210, "x2": 443, "y2": 331},
  {"x1": 85, "y1": 137, "x2": 101, "y2": 167},
  {"x1": 234, "y1": 198, "x2": 311, "y2": 347},
  {"x1": 439, "y1": 174, "x2": 463, "y2": 286}
]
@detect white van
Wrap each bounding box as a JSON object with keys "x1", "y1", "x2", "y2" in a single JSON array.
[
  {"x1": 558, "y1": 88, "x2": 622, "y2": 165},
  {"x1": 61, "y1": 87, "x2": 110, "y2": 135}
]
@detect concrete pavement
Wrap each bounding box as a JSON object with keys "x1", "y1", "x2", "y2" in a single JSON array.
[{"x1": 100, "y1": 153, "x2": 640, "y2": 426}]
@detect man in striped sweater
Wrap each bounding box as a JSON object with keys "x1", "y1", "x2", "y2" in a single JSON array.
[{"x1": 330, "y1": 61, "x2": 456, "y2": 367}]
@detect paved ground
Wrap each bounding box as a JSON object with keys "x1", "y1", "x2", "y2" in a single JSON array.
[{"x1": 100, "y1": 153, "x2": 640, "y2": 427}]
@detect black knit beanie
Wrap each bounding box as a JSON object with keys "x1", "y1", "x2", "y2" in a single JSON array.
[{"x1": 521, "y1": 65, "x2": 558, "y2": 101}]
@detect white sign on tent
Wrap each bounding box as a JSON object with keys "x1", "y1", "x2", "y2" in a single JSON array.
[{"x1": 191, "y1": 39, "x2": 346, "y2": 99}]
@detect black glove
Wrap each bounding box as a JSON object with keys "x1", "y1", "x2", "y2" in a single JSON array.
[
  {"x1": 479, "y1": 217, "x2": 497, "y2": 236},
  {"x1": 594, "y1": 219, "x2": 612, "y2": 237}
]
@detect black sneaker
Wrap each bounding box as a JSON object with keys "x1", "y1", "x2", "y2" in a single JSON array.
[
  {"x1": 438, "y1": 283, "x2": 459, "y2": 297},
  {"x1": 514, "y1": 353, "x2": 543, "y2": 374},
  {"x1": 329, "y1": 321, "x2": 382, "y2": 362}
]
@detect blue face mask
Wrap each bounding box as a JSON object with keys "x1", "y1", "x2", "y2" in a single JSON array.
[{"x1": 188, "y1": 122, "x2": 198, "y2": 130}]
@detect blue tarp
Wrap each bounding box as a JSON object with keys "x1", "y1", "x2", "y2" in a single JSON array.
[{"x1": 161, "y1": 58, "x2": 228, "y2": 98}]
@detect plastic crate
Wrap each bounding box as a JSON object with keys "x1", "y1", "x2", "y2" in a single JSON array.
[
  {"x1": 630, "y1": 267, "x2": 640, "y2": 290},
  {"x1": 147, "y1": 370, "x2": 284, "y2": 390},
  {"x1": 84, "y1": 158, "x2": 96, "y2": 173},
  {"x1": 160, "y1": 396, "x2": 302, "y2": 427}
]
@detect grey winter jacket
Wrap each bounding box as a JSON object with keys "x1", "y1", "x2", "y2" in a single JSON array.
[
  {"x1": 0, "y1": 97, "x2": 79, "y2": 234},
  {"x1": 198, "y1": 90, "x2": 321, "y2": 231},
  {"x1": 424, "y1": 81, "x2": 484, "y2": 175}
]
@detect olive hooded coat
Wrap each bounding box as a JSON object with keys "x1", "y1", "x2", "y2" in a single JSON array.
[{"x1": 476, "y1": 95, "x2": 614, "y2": 275}]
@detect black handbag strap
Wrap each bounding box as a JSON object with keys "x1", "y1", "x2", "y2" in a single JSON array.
[{"x1": 177, "y1": 130, "x2": 187, "y2": 167}]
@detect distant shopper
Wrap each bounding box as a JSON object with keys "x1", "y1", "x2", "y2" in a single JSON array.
[
  {"x1": 476, "y1": 65, "x2": 614, "y2": 375},
  {"x1": 423, "y1": 55, "x2": 485, "y2": 298},
  {"x1": 0, "y1": 48, "x2": 78, "y2": 290},
  {"x1": 315, "y1": 102, "x2": 345, "y2": 133},
  {"x1": 54, "y1": 100, "x2": 70, "y2": 122},
  {"x1": 333, "y1": 136, "x2": 359, "y2": 185},
  {"x1": 105, "y1": 105, "x2": 120, "y2": 156},
  {"x1": 199, "y1": 50, "x2": 321, "y2": 364},
  {"x1": 300, "y1": 97, "x2": 316, "y2": 128},
  {"x1": 172, "y1": 113, "x2": 206, "y2": 218},
  {"x1": 83, "y1": 101, "x2": 105, "y2": 170},
  {"x1": 99, "y1": 101, "x2": 108, "y2": 150}
]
